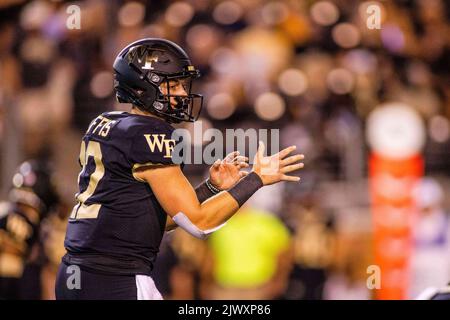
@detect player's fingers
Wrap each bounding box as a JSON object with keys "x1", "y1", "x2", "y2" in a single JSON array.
[
  {"x1": 239, "y1": 171, "x2": 250, "y2": 178},
  {"x1": 232, "y1": 156, "x2": 248, "y2": 164},
  {"x1": 212, "y1": 159, "x2": 221, "y2": 168},
  {"x1": 281, "y1": 154, "x2": 304, "y2": 167},
  {"x1": 281, "y1": 175, "x2": 301, "y2": 182},
  {"x1": 224, "y1": 151, "x2": 239, "y2": 163},
  {"x1": 236, "y1": 162, "x2": 249, "y2": 169},
  {"x1": 281, "y1": 163, "x2": 304, "y2": 174},
  {"x1": 257, "y1": 141, "x2": 265, "y2": 159},
  {"x1": 276, "y1": 145, "x2": 297, "y2": 160}
]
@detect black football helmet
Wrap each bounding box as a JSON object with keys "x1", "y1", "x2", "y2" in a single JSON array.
[
  {"x1": 113, "y1": 38, "x2": 203, "y2": 123},
  {"x1": 9, "y1": 160, "x2": 60, "y2": 217}
]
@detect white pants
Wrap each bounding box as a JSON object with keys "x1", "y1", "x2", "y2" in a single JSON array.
[{"x1": 135, "y1": 275, "x2": 163, "y2": 300}]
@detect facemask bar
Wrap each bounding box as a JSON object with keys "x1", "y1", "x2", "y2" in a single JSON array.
[{"x1": 155, "y1": 73, "x2": 203, "y2": 123}]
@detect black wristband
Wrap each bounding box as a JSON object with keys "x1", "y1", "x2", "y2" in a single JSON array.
[
  {"x1": 227, "y1": 172, "x2": 263, "y2": 207},
  {"x1": 206, "y1": 179, "x2": 221, "y2": 194},
  {"x1": 195, "y1": 181, "x2": 215, "y2": 203}
]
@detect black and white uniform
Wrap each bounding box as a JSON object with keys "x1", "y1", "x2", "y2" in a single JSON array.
[{"x1": 56, "y1": 111, "x2": 180, "y2": 300}]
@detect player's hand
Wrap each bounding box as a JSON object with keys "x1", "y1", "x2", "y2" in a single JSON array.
[
  {"x1": 209, "y1": 151, "x2": 249, "y2": 190},
  {"x1": 252, "y1": 141, "x2": 304, "y2": 186}
]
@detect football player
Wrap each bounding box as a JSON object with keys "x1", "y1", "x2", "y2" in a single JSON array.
[
  {"x1": 0, "y1": 160, "x2": 60, "y2": 299},
  {"x1": 55, "y1": 38, "x2": 305, "y2": 300},
  {"x1": 416, "y1": 283, "x2": 450, "y2": 300}
]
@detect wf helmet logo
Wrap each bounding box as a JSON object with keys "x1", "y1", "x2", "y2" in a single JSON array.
[{"x1": 142, "y1": 54, "x2": 159, "y2": 70}]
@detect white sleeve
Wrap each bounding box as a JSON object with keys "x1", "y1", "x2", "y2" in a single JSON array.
[{"x1": 171, "y1": 212, "x2": 226, "y2": 240}]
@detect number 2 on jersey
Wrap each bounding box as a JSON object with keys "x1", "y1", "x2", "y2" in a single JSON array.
[{"x1": 70, "y1": 140, "x2": 105, "y2": 219}]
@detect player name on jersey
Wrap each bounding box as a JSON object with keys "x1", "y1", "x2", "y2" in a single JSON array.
[{"x1": 86, "y1": 115, "x2": 118, "y2": 138}]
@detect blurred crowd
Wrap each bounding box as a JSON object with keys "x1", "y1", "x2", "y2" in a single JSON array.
[{"x1": 0, "y1": 0, "x2": 449, "y2": 299}]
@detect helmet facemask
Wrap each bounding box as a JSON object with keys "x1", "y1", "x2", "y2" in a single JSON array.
[{"x1": 153, "y1": 73, "x2": 203, "y2": 123}]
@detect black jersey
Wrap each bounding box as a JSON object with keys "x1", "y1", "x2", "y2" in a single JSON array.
[{"x1": 63, "y1": 111, "x2": 179, "y2": 275}]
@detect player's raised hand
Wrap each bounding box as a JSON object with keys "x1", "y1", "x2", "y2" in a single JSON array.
[
  {"x1": 252, "y1": 141, "x2": 304, "y2": 186},
  {"x1": 209, "y1": 151, "x2": 249, "y2": 190}
]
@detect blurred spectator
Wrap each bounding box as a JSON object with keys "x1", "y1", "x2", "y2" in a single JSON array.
[
  {"x1": 283, "y1": 200, "x2": 337, "y2": 300},
  {"x1": 39, "y1": 205, "x2": 69, "y2": 300},
  {"x1": 0, "y1": 159, "x2": 60, "y2": 299},
  {"x1": 409, "y1": 177, "x2": 450, "y2": 298},
  {"x1": 202, "y1": 207, "x2": 291, "y2": 299},
  {"x1": 323, "y1": 256, "x2": 371, "y2": 300},
  {"x1": 152, "y1": 230, "x2": 210, "y2": 300}
]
